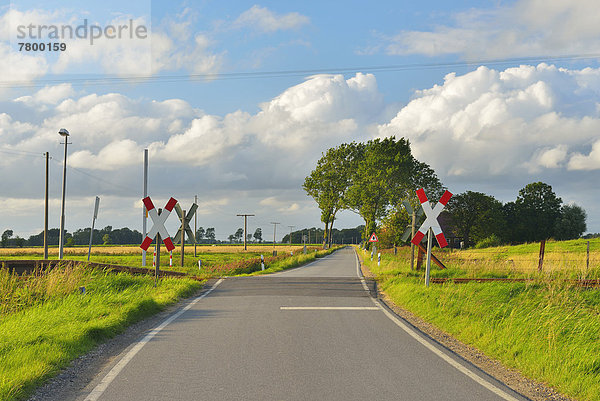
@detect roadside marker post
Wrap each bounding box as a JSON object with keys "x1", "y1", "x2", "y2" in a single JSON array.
[
  {"x1": 261, "y1": 254, "x2": 265, "y2": 270},
  {"x1": 378, "y1": 252, "x2": 381, "y2": 267},
  {"x1": 169, "y1": 251, "x2": 173, "y2": 268},
  {"x1": 410, "y1": 188, "x2": 453, "y2": 287},
  {"x1": 198, "y1": 259, "x2": 202, "y2": 271}
]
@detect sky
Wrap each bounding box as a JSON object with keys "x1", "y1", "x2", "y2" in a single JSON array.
[{"x1": 1, "y1": 0, "x2": 600, "y2": 242}]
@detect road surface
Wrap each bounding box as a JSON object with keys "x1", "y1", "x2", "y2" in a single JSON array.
[{"x1": 81, "y1": 247, "x2": 527, "y2": 401}]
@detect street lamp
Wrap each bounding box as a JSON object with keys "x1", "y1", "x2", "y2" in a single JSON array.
[{"x1": 58, "y1": 128, "x2": 69, "y2": 260}]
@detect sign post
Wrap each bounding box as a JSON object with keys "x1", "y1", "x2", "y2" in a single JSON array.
[
  {"x1": 87, "y1": 196, "x2": 100, "y2": 262},
  {"x1": 411, "y1": 188, "x2": 453, "y2": 287}
]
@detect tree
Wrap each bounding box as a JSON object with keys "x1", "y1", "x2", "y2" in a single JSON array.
[
  {"x1": 102, "y1": 234, "x2": 112, "y2": 245},
  {"x1": 303, "y1": 142, "x2": 363, "y2": 247},
  {"x1": 234, "y1": 228, "x2": 244, "y2": 243},
  {"x1": 377, "y1": 208, "x2": 410, "y2": 249},
  {"x1": 1, "y1": 230, "x2": 13, "y2": 247},
  {"x1": 228, "y1": 234, "x2": 235, "y2": 243},
  {"x1": 346, "y1": 137, "x2": 440, "y2": 245},
  {"x1": 253, "y1": 228, "x2": 262, "y2": 243},
  {"x1": 205, "y1": 228, "x2": 216, "y2": 243},
  {"x1": 446, "y1": 191, "x2": 506, "y2": 246},
  {"x1": 513, "y1": 182, "x2": 562, "y2": 242},
  {"x1": 14, "y1": 236, "x2": 25, "y2": 248},
  {"x1": 554, "y1": 204, "x2": 587, "y2": 240},
  {"x1": 196, "y1": 227, "x2": 205, "y2": 242}
]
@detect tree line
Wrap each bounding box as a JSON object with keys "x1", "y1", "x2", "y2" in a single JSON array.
[{"x1": 304, "y1": 137, "x2": 588, "y2": 248}]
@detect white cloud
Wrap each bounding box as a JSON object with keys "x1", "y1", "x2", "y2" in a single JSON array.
[
  {"x1": 233, "y1": 5, "x2": 309, "y2": 33},
  {"x1": 378, "y1": 64, "x2": 600, "y2": 177},
  {"x1": 383, "y1": 0, "x2": 600, "y2": 59},
  {"x1": 568, "y1": 140, "x2": 600, "y2": 170}
]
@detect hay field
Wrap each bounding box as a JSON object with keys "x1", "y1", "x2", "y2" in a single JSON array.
[{"x1": 0, "y1": 244, "x2": 306, "y2": 257}]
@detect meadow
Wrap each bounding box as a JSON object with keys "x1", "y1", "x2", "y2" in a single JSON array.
[{"x1": 360, "y1": 238, "x2": 600, "y2": 401}]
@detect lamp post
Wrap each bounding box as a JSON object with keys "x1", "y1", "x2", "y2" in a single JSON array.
[{"x1": 58, "y1": 128, "x2": 69, "y2": 260}]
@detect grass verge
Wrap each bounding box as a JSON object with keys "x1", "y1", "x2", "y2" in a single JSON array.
[
  {"x1": 0, "y1": 265, "x2": 202, "y2": 401},
  {"x1": 358, "y1": 245, "x2": 600, "y2": 401}
]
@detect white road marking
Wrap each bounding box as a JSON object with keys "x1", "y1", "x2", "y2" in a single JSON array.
[
  {"x1": 84, "y1": 279, "x2": 224, "y2": 401},
  {"x1": 353, "y1": 249, "x2": 521, "y2": 401},
  {"x1": 280, "y1": 306, "x2": 380, "y2": 310}
]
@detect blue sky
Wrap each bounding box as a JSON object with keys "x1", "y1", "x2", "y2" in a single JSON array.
[{"x1": 1, "y1": 0, "x2": 600, "y2": 241}]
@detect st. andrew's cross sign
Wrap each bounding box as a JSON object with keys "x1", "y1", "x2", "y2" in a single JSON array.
[
  {"x1": 173, "y1": 202, "x2": 198, "y2": 244},
  {"x1": 411, "y1": 188, "x2": 452, "y2": 248},
  {"x1": 140, "y1": 197, "x2": 177, "y2": 252}
]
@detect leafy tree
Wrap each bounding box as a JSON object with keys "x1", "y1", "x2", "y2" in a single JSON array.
[
  {"x1": 377, "y1": 207, "x2": 410, "y2": 249},
  {"x1": 205, "y1": 228, "x2": 216, "y2": 243},
  {"x1": 102, "y1": 234, "x2": 112, "y2": 245},
  {"x1": 513, "y1": 182, "x2": 562, "y2": 242},
  {"x1": 554, "y1": 204, "x2": 587, "y2": 240},
  {"x1": 14, "y1": 236, "x2": 25, "y2": 248},
  {"x1": 253, "y1": 228, "x2": 262, "y2": 243},
  {"x1": 446, "y1": 191, "x2": 506, "y2": 246},
  {"x1": 303, "y1": 142, "x2": 363, "y2": 247},
  {"x1": 66, "y1": 237, "x2": 75, "y2": 247},
  {"x1": 228, "y1": 234, "x2": 235, "y2": 243},
  {"x1": 346, "y1": 137, "x2": 438, "y2": 244},
  {"x1": 196, "y1": 227, "x2": 205, "y2": 242},
  {"x1": 1, "y1": 230, "x2": 13, "y2": 247},
  {"x1": 234, "y1": 228, "x2": 244, "y2": 243}
]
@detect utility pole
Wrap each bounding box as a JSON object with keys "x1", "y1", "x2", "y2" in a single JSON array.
[
  {"x1": 194, "y1": 195, "x2": 198, "y2": 257},
  {"x1": 270, "y1": 222, "x2": 280, "y2": 256},
  {"x1": 58, "y1": 128, "x2": 70, "y2": 260},
  {"x1": 44, "y1": 152, "x2": 49, "y2": 259},
  {"x1": 288, "y1": 225, "x2": 295, "y2": 245},
  {"x1": 142, "y1": 149, "x2": 148, "y2": 266},
  {"x1": 237, "y1": 214, "x2": 255, "y2": 251}
]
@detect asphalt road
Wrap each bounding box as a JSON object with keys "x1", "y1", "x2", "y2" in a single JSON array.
[{"x1": 81, "y1": 247, "x2": 527, "y2": 401}]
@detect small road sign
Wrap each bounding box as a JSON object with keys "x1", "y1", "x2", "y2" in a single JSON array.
[
  {"x1": 411, "y1": 189, "x2": 452, "y2": 248},
  {"x1": 369, "y1": 233, "x2": 379, "y2": 242},
  {"x1": 140, "y1": 197, "x2": 177, "y2": 252}
]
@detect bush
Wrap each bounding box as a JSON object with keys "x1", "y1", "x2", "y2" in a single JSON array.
[{"x1": 474, "y1": 233, "x2": 503, "y2": 249}]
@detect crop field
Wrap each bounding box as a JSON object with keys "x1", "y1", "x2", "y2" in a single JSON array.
[
  {"x1": 0, "y1": 244, "x2": 316, "y2": 276},
  {"x1": 360, "y1": 238, "x2": 600, "y2": 401}
]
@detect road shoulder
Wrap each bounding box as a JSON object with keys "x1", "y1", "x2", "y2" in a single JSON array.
[{"x1": 355, "y1": 249, "x2": 573, "y2": 401}]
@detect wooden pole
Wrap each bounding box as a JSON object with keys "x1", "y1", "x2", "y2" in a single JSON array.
[
  {"x1": 538, "y1": 240, "x2": 546, "y2": 273},
  {"x1": 181, "y1": 209, "x2": 186, "y2": 267},
  {"x1": 587, "y1": 241, "x2": 590, "y2": 270},
  {"x1": 425, "y1": 228, "x2": 432, "y2": 287},
  {"x1": 44, "y1": 152, "x2": 49, "y2": 259}
]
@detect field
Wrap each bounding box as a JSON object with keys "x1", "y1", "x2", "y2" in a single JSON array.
[
  {"x1": 360, "y1": 238, "x2": 600, "y2": 401},
  {"x1": 0, "y1": 244, "x2": 315, "y2": 276}
]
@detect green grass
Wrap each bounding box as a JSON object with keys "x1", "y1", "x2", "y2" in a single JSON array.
[
  {"x1": 0, "y1": 265, "x2": 202, "y2": 401},
  {"x1": 359, "y1": 245, "x2": 600, "y2": 401}
]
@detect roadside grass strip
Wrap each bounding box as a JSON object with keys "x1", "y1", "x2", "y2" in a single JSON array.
[
  {"x1": 0, "y1": 266, "x2": 202, "y2": 401},
  {"x1": 359, "y1": 245, "x2": 600, "y2": 401}
]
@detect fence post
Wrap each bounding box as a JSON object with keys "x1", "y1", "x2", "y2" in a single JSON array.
[
  {"x1": 587, "y1": 241, "x2": 590, "y2": 270},
  {"x1": 538, "y1": 240, "x2": 546, "y2": 273}
]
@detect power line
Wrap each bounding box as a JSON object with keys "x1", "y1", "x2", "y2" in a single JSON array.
[{"x1": 1, "y1": 53, "x2": 599, "y2": 88}]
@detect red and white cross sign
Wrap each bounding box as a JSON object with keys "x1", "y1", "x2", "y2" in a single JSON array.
[
  {"x1": 411, "y1": 188, "x2": 452, "y2": 248},
  {"x1": 140, "y1": 197, "x2": 178, "y2": 252}
]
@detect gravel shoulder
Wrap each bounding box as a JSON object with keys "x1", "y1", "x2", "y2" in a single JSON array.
[{"x1": 356, "y1": 250, "x2": 574, "y2": 401}]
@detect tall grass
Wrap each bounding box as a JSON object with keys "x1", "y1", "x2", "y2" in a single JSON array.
[
  {"x1": 359, "y1": 245, "x2": 600, "y2": 401},
  {"x1": 0, "y1": 265, "x2": 202, "y2": 401}
]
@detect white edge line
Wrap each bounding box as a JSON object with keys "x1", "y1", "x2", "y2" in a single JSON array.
[
  {"x1": 353, "y1": 249, "x2": 521, "y2": 401},
  {"x1": 84, "y1": 278, "x2": 224, "y2": 401}
]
